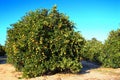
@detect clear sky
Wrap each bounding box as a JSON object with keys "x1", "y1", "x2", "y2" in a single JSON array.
[{"x1": 0, "y1": 0, "x2": 120, "y2": 45}]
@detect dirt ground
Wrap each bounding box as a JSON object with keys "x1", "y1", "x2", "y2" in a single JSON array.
[{"x1": 0, "y1": 60, "x2": 120, "y2": 80}]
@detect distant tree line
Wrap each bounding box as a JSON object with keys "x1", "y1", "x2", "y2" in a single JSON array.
[
  {"x1": 81, "y1": 28, "x2": 120, "y2": 68},
  {"x1": 0, "y1": 44, "x2": 6, "y2": 56}
]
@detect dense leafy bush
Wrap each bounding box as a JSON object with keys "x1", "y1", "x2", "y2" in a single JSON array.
[
  {"x1": 81, "y1": 38, "x2": 103, "y2": 63},
  {"x1": 5, "y1": 6, "x2": 85, "y2": 78},
  {"x1": 100, "y1": 28, "x2": 120, "y2": 68},
  {"x1": 0, "y1": 44, "x2": 6, "y2": 56}
]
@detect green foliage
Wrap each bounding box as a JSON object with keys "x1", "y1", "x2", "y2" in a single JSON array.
[
  {"x1": 80, "y1": 29, "x2": 120, "y2": 68},
  {"x1": 100, "y1": 29, "x2": 120, "y2": 68},
  {"x1": 0, "y1": 44, "x2": 6, "y2": 56},
  {"x1": 81, "y1": 38, "x2": 103, "y2": 63},
  {"x1": 6, "y1": 6, "x2": 85, "y2": 78}
]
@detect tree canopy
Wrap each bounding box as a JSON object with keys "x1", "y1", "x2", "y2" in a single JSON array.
[
  {"x1": 5, "y1": 6, "x2": 85, "y2": 78},
  {"x1": 101, "y1": 28, "x2": 120, "y2": 68}
]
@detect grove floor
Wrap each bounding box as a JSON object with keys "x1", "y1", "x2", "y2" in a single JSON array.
[{"x1": 0, "y1": 61, "x2": 120, "y2": 80}]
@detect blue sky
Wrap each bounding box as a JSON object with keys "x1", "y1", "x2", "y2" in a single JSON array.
[{"x1": 0, "y1": 0, "x2": 120, "y2": 45}]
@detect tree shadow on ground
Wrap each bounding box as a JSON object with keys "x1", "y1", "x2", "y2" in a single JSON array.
[
  {"x1": 80, "y1": 60, "x2": 101, "y2": 74},
  {"x1": 0, "y1": 56, "x2": 7, "y2": 64},
  {"x1": 0, "y1": 56, "x2": 101, "y2": 75}
]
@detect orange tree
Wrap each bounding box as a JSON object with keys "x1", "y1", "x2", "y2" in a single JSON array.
[
  {"x1": 100, "y1": 28, "x2": 120, "y2": 68},
  {"x1": 80, "y1": 38, "x2": 103, "y2": 63},
  {"x1": 5, "y1": 6, "x2": 85, "y2": 78}
]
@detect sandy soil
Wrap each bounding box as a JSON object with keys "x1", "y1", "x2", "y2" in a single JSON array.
[{"x1": 0, "y1": 61, "x2": 120, "y2": 80}]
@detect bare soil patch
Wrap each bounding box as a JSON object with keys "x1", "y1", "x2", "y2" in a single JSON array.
[{"x1": 0, "y1": 59, "x2": 120, "y2": 80}]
